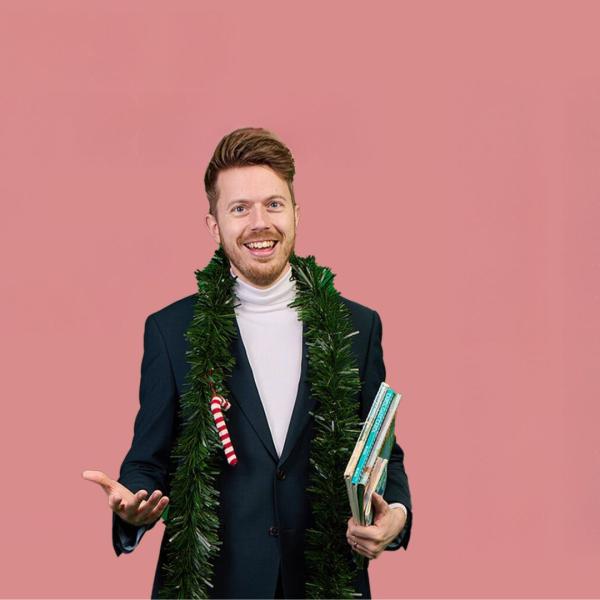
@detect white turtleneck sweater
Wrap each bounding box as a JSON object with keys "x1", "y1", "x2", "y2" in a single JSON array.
[{"x1": 232, "y1": 264, "x2": 303, "y2": 458}]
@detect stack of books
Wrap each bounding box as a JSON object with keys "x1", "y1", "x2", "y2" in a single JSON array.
[{"x1": 344, "y1": 382, "x2": 402, "y2": 526}]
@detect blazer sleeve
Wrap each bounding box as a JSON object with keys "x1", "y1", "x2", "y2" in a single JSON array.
[
  {"x1": 359, "y1": 310, "x2": 413, "y2": 551},
  {"x1": 112, "y1": 313, "x2": 178, "y2": 556}
]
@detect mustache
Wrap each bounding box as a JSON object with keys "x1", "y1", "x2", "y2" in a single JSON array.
[{"x1": 242, "y1": 237, "x2": 280, "y2": 243}]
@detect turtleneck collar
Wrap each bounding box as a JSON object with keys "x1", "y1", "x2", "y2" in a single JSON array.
[{"x1": 231, "y1": 264, "x2": 296, "y2": 313}]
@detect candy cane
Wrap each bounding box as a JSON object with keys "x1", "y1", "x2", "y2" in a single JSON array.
[{"x1": 210, "y1": 394, "x2": 238, "y2": 466}]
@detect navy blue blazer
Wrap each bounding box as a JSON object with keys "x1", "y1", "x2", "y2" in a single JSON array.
[{"x1": 112, "y1": 292, "x2": 413, "y2": 599}]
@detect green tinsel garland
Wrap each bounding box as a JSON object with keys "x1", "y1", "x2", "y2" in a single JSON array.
[{"x1": 158, "y1": 246, "x2": 364, "y2": 599}]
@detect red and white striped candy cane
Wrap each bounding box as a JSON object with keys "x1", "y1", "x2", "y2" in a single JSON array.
[{"x1": 210, "y1": 394, "x2": 238, "y2": 466}]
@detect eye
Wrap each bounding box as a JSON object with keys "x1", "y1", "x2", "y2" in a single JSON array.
[
  {"x1": 269, "y1": 201, "x2": 282, "y2": 208},
  {"x1": 232, "y1": 205, "x2": 246, "y2": 213}
]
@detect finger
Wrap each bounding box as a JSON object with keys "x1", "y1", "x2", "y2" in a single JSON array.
[
  {"x1": 351, "y1": 539, "x2": 375, "y2": 560},
  {"x1": 349, "y1": 533, "x2": 381, "y2": 552},
  {"x1": 121, "y1": 490, "x2": 148, "y2": 518},
  {"x1": 82, "y1": 470, "x2": 113, "y2": 493},
  {"x1": 372, "y1": 492, "x2": 387, "y2": 506},
  {"x1": 140, "y1": 496, "x2": 169, "y2": 525},
  {"x1": 347, "y1": 534, "x2": 374, "y2": 553},
  {"x1": 136, "y1": 490, "x2": 163, "y2": 520},
  {"x1": 108, "y1": 493, "x2": 122, "y2": 512},
  {"x1": 371, "y1": 493, "x2": 390, "y2": 521},
  {"x1": 354, "y1": 530, "x2": 383, "y2": 544},
  {"x1": 127, "y1": 489, "x2": 149, "y2": 509},
  {"x1": 133, "y1": 489, "x2": 149, "y2": 507},
  {"x1": 350, "y1": 524, "x2": 380, "y2": 541},
  {"x1": 356, "y1": 540, "x2": 377, "y2": 560},
  {"x1": 140, "y1": 493, "x2": 168, "y2": 519},
  {"x1": 110, "y1": 492, "x2": 137, "y2": 513},
  {"x1": 138, "y1": 490, "x2": 162, "y2": 511}
]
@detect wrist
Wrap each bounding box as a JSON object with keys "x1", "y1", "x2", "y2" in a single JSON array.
[
  {"x1": 388, "y1": 503, "x2": 408, "y2": 535},
  {"x1": 388, "y1": 503, "x2": 408, "y2": 520}
]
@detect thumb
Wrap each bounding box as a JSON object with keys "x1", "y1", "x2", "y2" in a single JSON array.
[
  {"x1": 372, "y1": 492, "x2": 389, "y2": 519},
  {"x1": 82, "y1": 470, "x2": 115, "y2": 494}
]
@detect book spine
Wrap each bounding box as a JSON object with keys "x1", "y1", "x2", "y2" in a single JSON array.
[
  {"x1": 351, "y1": 388, "x2": 396, "y2": 484},
  {"x1": 359, "y1": 393, "x2": 401, "y2": 485},
  {"x1": 344, "y1": 382, "x2": 388, "y2": 479}
]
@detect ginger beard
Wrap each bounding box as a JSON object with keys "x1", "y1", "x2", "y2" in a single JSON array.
[{"x1": 219, "y1": 218, "x2": 296, "y2": 288}]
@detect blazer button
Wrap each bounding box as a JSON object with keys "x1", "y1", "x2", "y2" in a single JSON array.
[
  {"x1": 276, "y1": 469, "x2": 286, "y2": 480},
  {"x1": 268, "y1": 526, "x2": 279, "y2": 537}
]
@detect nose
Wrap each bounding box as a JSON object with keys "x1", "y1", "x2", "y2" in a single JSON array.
[{"x1": 248, "y1": 204, "x2": 271, "y2": 232}]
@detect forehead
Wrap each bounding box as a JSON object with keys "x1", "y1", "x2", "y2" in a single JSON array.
[{"x1": 216, "y1": 165, "x2": 290, "y2": 201}]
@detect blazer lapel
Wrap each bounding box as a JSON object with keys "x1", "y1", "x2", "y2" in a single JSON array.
[
  {"x1": 226, "y1": 318, "x2": 315, "y2": 467},
  {"x1": 227, "y1": 318, "x2": 279, "y2": 462}
]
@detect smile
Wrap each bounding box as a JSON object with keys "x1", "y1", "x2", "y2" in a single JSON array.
[{"x1": 243, "y1": 239, "x2": 279, "y2": 257}]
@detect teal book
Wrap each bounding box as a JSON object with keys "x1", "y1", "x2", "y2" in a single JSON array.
[{"x1": 351, "y1": 387, "x2": 396, "y2": 485}]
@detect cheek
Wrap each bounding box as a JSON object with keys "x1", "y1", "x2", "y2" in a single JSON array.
[
  {"x1": 275, "y1": 217, "x2": 296, "y2": 236},
  {"x1": 219, "y1": 225, "x2": 243, "y2": 246}
]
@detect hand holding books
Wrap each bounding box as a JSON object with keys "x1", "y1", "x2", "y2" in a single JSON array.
[
  {"x1": 345, "y1": 491, "x2": 407, "y2": 561},
  {"x1": 344, "y1": 381, "x2": 404, "y2": 562}
]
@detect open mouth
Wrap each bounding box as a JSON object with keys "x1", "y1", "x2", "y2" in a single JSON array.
[{"x1": 243, "y1": 239, "x2": 279, "y2": 257}]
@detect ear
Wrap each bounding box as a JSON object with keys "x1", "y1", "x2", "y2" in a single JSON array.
[
  {"x1": 294, "y1": 203, "x2": 300, "y2": 228},
  {"x1": 205, "y1": 212, "x2": 221, "y2": 245}
]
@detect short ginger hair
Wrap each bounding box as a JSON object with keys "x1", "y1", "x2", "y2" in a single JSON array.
[{"x1": 204, "y1": 127, "x2": 296, "y2": 216}]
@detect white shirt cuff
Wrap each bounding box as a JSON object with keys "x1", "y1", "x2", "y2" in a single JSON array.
[{"x1": 388, "y1": 502, "x2": 408, "y2": 520}]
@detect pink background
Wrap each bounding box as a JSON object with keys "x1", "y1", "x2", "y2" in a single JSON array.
[{"x1": 1, "y1": 1, "x2": 599, "y2": 598}]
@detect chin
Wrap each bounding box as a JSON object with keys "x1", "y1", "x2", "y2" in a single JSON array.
[
  {"x1": 233, "y1": 252, "x2": 292, "y2": 287},
  {"x1": 241, "y1": 262, "x2": 286, "y2": 287},
  {"x1": 220, "y1": 236, "x2": 295, "y2": 287}
]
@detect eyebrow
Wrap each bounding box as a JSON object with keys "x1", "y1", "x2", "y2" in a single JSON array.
[{"x1": 226, "y1": 195, "x2": 287, "y2": 209}]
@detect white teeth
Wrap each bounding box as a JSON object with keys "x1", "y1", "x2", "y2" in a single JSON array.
[{"x1": 246, "y1": 240, "x2": 275, "y2": 249}]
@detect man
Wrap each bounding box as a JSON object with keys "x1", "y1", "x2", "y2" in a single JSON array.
[{"x1": 83, "y1": 127, "x2": 412, "y2": 599}]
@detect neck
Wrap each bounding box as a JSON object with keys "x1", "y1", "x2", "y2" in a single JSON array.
[
  {"x1": 232, "y1": 264, "x2": 295, "y2": 313},
  {"x1": 229, "y1": 261, "x2": 291, "y2": 290}
]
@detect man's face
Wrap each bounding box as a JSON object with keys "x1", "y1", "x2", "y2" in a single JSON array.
[{"x1": 205, "y1": 165, "x2": 300, "y2": 288}]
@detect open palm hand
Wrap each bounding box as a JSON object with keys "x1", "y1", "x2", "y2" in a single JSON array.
[{"x1": 82, "y1": 469, "x2": 169, "y2": 527}]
